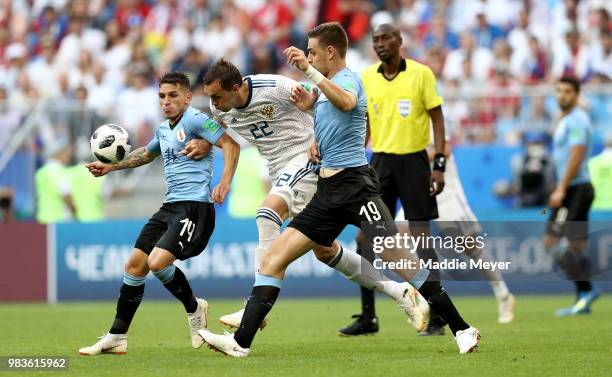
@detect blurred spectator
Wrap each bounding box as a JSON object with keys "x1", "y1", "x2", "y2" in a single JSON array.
[
  {"x1": 193, "y1": 13, "x2": 240, "y2": 63},
  {"x1": 28, "y1": 5, "x2": 69, "y2": 53},
  {"x1": 116, "y1": 70, "x2": 159, "y2": 146},
  {"x1": 397, "y1": 0, "x2": 431, "y2": 35},
  {"x1": 26, "y1": 36, "x2": 60, "y2": 98},
  {"x1": 55, "y1": 16, "x2": 105, "y2": 67},
  {"x1": 63, "y1": 86, "x2": 104, "y2": 163},
  {"x1": 188, "y1": 0, "x2": 218, "y2": 30},
  {"x1": 491, "y1": 39, "x2": 513, "y2": 75},
  {"x1": 512, "y1": 35, "x2": 548, "y2": 84},
  {"x1": 0, "y1": 86, "x2": 21, "y2": 150},
  {"x1": 0, "y1": 42, "x2": 28, "y2": 89},
  {"x1": 114, "y1": 0, "x2": 151, "y2": 33},
  {"x1": 320, "y1": 0, "x2": 374, "y2": 43},
  {"x1": 471, "y1": 4, "x2": 505, "y2": 49},
  {"x1": 423, "y1": 11, "x2": 459, "y2": 51},
  {"x1": 171, "y1": 46, "x2": 209, "y2": 91},
  {"x1": 550, "y1": 28, "x2": 590, "y2": 81},
  {"x1": 422, "y1": 46, "x2": 445, "y2": 77},
  {"x1": 84, "y1": 63, "x2": 118, "y2": 119},
  {"x1": 590, "y1": 30, "x2": 612, "y2": 79},
  {"x1": 101, "y1": 19, "x2": 131, "y2": 73},
  {"x1": 35, "y1": 142, "x2": 76, "y2": 224},
  {"x1": 507, "y1": 10, "x2": 531, "y2": 57},
  {"x1": 443, "y1": 32, "x2": 493, "y2": 81}
]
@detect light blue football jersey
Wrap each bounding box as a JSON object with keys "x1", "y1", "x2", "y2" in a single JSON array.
[
  {"x1": 313, "y1": 68, "x2": 368, "y2": 169},
  {"x1": 553, "y1": 107, "x2": 592, "y2": 186},
  {"x1": 147, "y1": 106, "x2": 225, "y2": 203}
]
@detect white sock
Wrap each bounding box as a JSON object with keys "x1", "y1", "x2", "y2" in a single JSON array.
[
  {"x1": 254, "y1": 207, "x2": 282, "y2": 275},
  {"x1": 490, "y1": 281, "x2": 510, "y2": 301},
  {"x1": 329, "y1": 246, "x2": 405, "y2": 301},
  {"x1": 467, "y1": 248, "x2": 510, "y2": 300}
]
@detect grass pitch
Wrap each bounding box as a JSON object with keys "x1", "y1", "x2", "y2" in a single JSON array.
[{"x1": 0, "y1": 296, "x2": 610, "y2": 377}]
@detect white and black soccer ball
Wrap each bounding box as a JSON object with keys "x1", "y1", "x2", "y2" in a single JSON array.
[{"x1": 90, "y1": 124, "x2": 131, "y2": 163}]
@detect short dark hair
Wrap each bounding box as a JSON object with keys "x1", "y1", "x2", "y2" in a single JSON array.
[
  {"x1": 559, "y1": 76, "x2": 581, "y2": 93},
  {"x1": 203, "y1": 59, "x2": 243, "y2": 91},
  {"x1": 308, "y1": 22, "x2": 348, "y2": 58},
  {"x1": 159, "y1": 72, "x2": 191, "y2": 90}
]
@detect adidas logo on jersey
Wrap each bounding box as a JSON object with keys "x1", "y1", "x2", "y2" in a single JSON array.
[{"x1": 231, "y1": 118, "x2": 238, "y2": 124}]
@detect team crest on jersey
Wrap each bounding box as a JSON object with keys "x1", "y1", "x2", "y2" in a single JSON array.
[
  {"x1": 260, "y1": 105, "x2": 275, "y2": 119},
  {"x1": 176, "y1": 128, "x2": 186, "y2": 143},
  {"x1": 373, "y1": 103, "x2": 380, "y2": 115},
  {"x1": 398, "y1": 99, "x2": 412, "y2": 117}
]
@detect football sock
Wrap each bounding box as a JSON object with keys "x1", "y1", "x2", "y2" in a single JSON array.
[
  {"x1": 109, "y1": 272, "x2": 145, "y2": 334},
  {"x1": 416, "y1": 248, "x2": 447, "y2": 327},
  {"x1": 559, "y1": 248, "x2": 592, "y2": 296},
  {"x1": 418, "y1": 279, "x2": 469, "y2": 336},
  {"x1": 356, "y1": 245, "x2": 376, "y2": 318},
  {"x1": 328, "y1": 246, "x2": 405, "y2": 301},
  {"x1": 419, "y1": 280, "x2": 470, "y2": 335},
  {"x1": 154, "y1": 264, "x2": 198, "y2": 313},
  {"x1": 234, "y1": 274, "x2": 282, "y2": 348},
  {"x1": 254, "y1": 208, "x2": 282, "y2": 275}
]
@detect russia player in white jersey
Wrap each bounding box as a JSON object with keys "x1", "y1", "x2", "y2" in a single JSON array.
[
  {"x1": 396, "y1": 144, "x2": 516, "y2": 324},
  {"x1": 183, "y1": 59, "x2": 424, "y2": 332}
]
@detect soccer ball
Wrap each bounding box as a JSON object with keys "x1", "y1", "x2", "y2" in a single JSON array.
[{"x1": 90, "y1": 124, "x2": 131, "y2": 163}]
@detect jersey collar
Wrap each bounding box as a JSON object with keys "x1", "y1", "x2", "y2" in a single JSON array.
[
  {"x1": 236, "y1": 77, "x2": 253, "y2": 110},
  {"x1": 376, "y1": 59, "x2": 407, "y2": 81},
  {"x1": 168, "y1": 107, "x2": 189, "y2": 130}
]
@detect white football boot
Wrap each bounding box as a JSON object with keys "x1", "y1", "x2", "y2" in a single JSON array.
[
  {"x1": 219, "y1": 308, "x2": 267, "y2": 330},
  {"x1": 455, "y1": 327, "x2": 481, "y2": 354},
  {"x1": 79, "y1": 333, "x2": 127, "y2": 355},
  {"x1": 198, "y1": 329, "x2": 250, "y2": 358},
  {"x1": 188, "y1": 298, "x2": 209, "y2": 349},
  {"x1": 396, "y1": 284, "x2": 426, "y2": 332},
  {"x1": 497, "y1": 294, "x2": 515, "y2": 324}
]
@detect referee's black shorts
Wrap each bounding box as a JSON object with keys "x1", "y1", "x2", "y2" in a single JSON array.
[
  {"x1": 288, "y1": 165, "x2": 397, "y2": 247},
  {"x1": 371, "y1": 150, "x2": 438, "y2": 221},
  {"x1": 545, "y1": 182, "x2": 594, "y2": 240}
]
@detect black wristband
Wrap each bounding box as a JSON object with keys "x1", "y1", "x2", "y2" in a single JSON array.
[{"x1": 433, "y1": 153, "x2": 446, "y2": 172}]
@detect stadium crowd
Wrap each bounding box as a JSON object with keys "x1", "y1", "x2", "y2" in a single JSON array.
[
  {"x1": 0, "y1": 0, "x2": 611, "y2": 154},
  {"x1": 0, "y1": 0, "x2": 611, "y2": 222}
]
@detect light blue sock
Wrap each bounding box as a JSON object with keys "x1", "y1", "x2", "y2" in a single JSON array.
[{"x1": 152, "y1": 264, "x2": 176, "y2": 284}]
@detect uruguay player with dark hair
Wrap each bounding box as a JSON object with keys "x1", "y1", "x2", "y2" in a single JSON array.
[{"x1": 79, "y1": 72, "x2": 240, "y2": 355}]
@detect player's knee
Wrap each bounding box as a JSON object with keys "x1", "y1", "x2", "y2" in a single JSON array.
[
  {"x1": 124, "y1": 253, "x2": 148, "y2": 276},
  {"x1": 313, "y1": 245, "x2": 336, "y2": 264},
  {"x1": 147, "y1": 255, "x2": 170, "y2": 272}
]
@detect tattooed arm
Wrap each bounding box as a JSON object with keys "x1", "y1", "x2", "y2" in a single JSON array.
[{"x1": 85, "y1": 147, "x2": 159, "y2": 177}]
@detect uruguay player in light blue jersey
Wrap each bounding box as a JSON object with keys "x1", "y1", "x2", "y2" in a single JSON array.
[
  {"x1": 80, "y1": 72, "x2": 239, "y2": 355},
  {"x1": 544, "y1": 76, "x2": 600, "y2": 316},
  {"x1": 200, "y1": 22, "x2": 480, "y2": 357}
]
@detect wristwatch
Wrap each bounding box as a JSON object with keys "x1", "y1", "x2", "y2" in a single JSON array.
[{"x1": 433, "y1": 153, "x2": 446, "y2": 172}]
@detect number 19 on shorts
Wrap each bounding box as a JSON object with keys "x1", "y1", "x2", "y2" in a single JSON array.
[{"x1": 360, "y1": 201, "x2": 382, "y2": 223}]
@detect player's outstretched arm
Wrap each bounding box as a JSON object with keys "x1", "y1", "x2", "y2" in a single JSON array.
[
  {"x1": 211, "y1": 133, "x2": 240, "y2": 204},
  {"x1": 284, "y1": 46, "x2": 357, "y2": 112},
  {"x1": 85, "y1": 147, "x2": 159, "y2": 177}
]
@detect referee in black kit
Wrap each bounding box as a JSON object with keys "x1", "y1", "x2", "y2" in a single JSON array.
[{"x1": 338, "y1": 23, "x2": 447, "y2": 336}]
